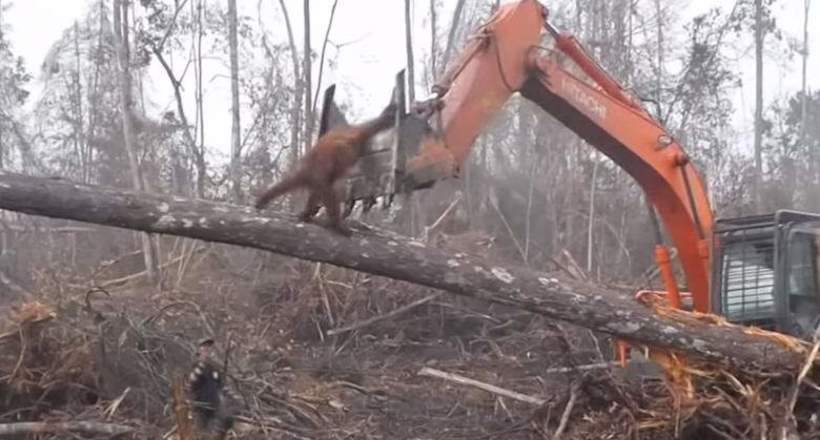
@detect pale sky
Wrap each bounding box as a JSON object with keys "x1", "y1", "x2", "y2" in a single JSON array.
[{"x1": 3, "y1": 0, "x2": 818, "y2": 162}]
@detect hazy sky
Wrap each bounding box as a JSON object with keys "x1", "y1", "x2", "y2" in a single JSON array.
[{"x1": 3, "y1": 0, "x2": 818, "y2": 160}]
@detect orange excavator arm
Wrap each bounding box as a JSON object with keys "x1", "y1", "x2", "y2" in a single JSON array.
[{"x1": 402, "y1": 0, "x2": 714, "y2": 312}]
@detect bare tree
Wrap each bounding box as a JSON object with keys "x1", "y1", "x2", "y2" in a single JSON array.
[
  {"x1": 429, "y1": 0, "x2": 436, "y2": 78},
  {"x1": 303, "y1": 0, "x2": 313, "y2": 150},
  {"x1": 148, "y1": 0, "x2": 206, "y2": 198},
  {"x1": 753, "y1": 0, "x2": 764, "y2": 208},
  {"x1": 277, "y1": 0, "x2": 302, "y2": 167},
  {"x1": 72, "y1": 20, "x2": 86, "y2": 183},
  {"x1": 0, "y1": 0, "x2": 3, "y2": 170},
  {"x1": 311, "y1": 0, "x2": 339, "y2": 115},
  {"x1": 441, "y1": 0, "x2": 466, "y2": 73},
  {"x1": 405, "y1": 0, "x2": 415, "y2": 103},
  {"x1": 587, "y1": 155, "x2": 599, "y2": 274},
  {"x1": 194, "y1": 0, "x2": 207, "y2": 197},
  {"x1": 653, "y1": 0, "x2": 664, "y2": 105},
  {"x1": 228, "y1": 0, "x2": 242, "y2": 202},
  {"x1": 112, "y1": 0, "x2": 159, "y2": 283},
  {"x1": 800, "y1": 0, "x2": 811, "y2": 140}
]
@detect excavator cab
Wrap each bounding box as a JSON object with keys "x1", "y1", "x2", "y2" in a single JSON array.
[{"x1": 711, "y1": 210, "x2": 820, "y2": 339}]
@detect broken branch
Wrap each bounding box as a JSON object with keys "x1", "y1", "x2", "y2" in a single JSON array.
[{"x1": 418, "y1": 366, "x2": 546, "y2": 405}]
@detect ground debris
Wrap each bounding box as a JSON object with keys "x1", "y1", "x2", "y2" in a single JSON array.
[{"x1": 0, "y1": 257, "x2": 818, "y2": 440}]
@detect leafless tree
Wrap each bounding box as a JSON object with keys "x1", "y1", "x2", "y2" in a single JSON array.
[
  {"x1": 303, "y1": 0, "x2": 313, "y2": 150},
  {"x1": 753, "y1": 0, "x2": 764, "y2": 209},
  {"x1": 429, "y1": 0, "x2": 436, "y2": 78},
  {"x1": 405, "y1": 0, "x2": 415, "y2": 103},
  {"x1": 228, "y1": 0, "x2": 242, "y2": 202},
  {"x1": 276, "y1": 0, "x2": 302, "y2": 167},
  {"x1": 311, "y1": 0, "x2": 339, "y2": 115},
  {"x1": 194, "y1": 0, "x2": 207, "y2": 197},
  {"x1": 440, "y1": 0, "x2": 466, "y2": 74},
  {"x1": 800, "y1": 0, "x2": 811, "y2": 140},
  {"x1": 112, "y1": 0, "x2": 159, "y2": 283}
]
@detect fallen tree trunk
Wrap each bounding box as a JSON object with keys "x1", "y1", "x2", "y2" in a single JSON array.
[{"x1": 0, "y1": 171, "x2": 808, "y2": 372}]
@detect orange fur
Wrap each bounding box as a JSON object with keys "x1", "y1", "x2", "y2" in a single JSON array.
[{"x1": 255, "y1": 102, "x2": 396, "y2": 235}]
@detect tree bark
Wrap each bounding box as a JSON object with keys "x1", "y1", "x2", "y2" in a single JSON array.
[
  {"x1": 587, "y1": 155, "x2": 598, "y2": 274},
  {"x1": 800, "y1": 0, "x2": 811, "y2": 141},
  {"x1": 0, "y1": 171, "x2": 809, "y2": 373},
  {"x1": 429, "y1": 0, "x2": 437, "y2": 80},
  {"x1": 228, "y1": 0, "x2": 242, "y2": 203},
  {"x1": 302, "y1": 0, "x2": 313, "y2": 150},
  {"x1": 405, "y1": 0, "x2": 416, "y2": 103},
  {"x1": 753, "y1": 0, "x2": 764, "y2": 209},
  {"x1": 151, "y1": 47, "x2": 202, "y2": 198},
  {"x1": 73, "y1": 20, "x2": 86, "y2": 183},
  {"x1": 311, "y1": 0, "x2": 338, "y2": 117},
  {"x1": 653, "y1": 0, "x2": 663, "y2": 106},
  {"x1": 113, "y1": 0, "x2": 159, "y2": 284},
  {"x1": 193, "y1": 0, "x2": 207, "y2": 198},
  {"x1": 441, "y1": 0, "x2": 466, "y2": 74},
  {"x1": 277, "y1": 0, "x2": 302, "y2": 167}
]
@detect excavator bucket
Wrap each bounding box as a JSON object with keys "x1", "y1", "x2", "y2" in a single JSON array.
[{"x1": 320, "y1": 70, "x2": 446, "y2": 217}]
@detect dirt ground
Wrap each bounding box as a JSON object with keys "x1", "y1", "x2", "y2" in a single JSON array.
[{"x1": 0, "y1": 243, "x2": 817, "y2": 439}]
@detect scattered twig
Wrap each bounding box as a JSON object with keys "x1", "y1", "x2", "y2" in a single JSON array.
[
  {"x1": 418, "y1": 367, "x2": 545, "y2": 406},
  {"x1": 553, "y1": 383, "x2": 580, "y2": 439},
  {"x1": 326, "y1": 292, "x2": 442, "y2": 336},
  {"x1": 233, "y1": 415, "x2": 314, "y2": 440},
  {"x1": 0, "y1": 316, "x2": 53, "y2": 345},
  {"x1": 782, "y1": 339, "x2": 820, "y2": 438},
  {"x1": 141, "y1": 300, "x2": 215, "y2": 335},
  {"x1": 0, "y1": 421, "x2": 133, "y2": 437},
  {"x1": 6, "y1": 328, "x2": 26, "y2": 384},
  {"x1": 68, "y1": 250, "x2": 197, "y2": 291},
  {"x1": 787, "y1": 339, "x2": 820, "y2": 413},
  {"x1": 176, "y1": 240, "x2": 202, "y2": 288},
  {"x1": 310, "y1": 0, "x2": 340, "y2": 116},
  {"x1": 90, "y1": 249, "x2": 143, "y2": 279},
  {"x1": 559, "y1": 249, "x2": 588, "y2": 281},
  {"x1": 547, "y1": 255, "x2": 579, "y2": 280},
  {"x1": 489, "y1": 199, "x2": 528, "y2": 264},
  {"x1": 544, "y1": 361, "x2": 620, "y2": 375},
  {"x1": 421, "y1": 196, "x2": 461, "y2": 242},
  {"x1": 104, "y1": 387, "x2": 131, "y2": 419},
  {"x1": 641, "y1": 247, "x2": 677, "y2": 283}
]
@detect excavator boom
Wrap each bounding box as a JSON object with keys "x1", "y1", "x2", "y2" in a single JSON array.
[{"x1": 325, "y1": 0, "x2": 714, "y2": 312}]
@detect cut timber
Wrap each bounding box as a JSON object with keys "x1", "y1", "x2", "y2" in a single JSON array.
[
  {"x1": 0, "y1": 171, "x2": 809, "y2": 372},
  {"x1": 0, "y1": 421, "x2": 133, "y2": 436}
]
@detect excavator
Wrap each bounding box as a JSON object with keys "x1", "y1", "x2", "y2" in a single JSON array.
[{"x1": 318, "y1": 0, "x2": 820, "y2": 341}]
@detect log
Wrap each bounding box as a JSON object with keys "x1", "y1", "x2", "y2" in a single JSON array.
[
  {"x1": 0, "y1": 171, "x2": 807, "y2": 372},
  {"x1": 0, "y1": 421, "x2": 133, "y2": 437}
]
